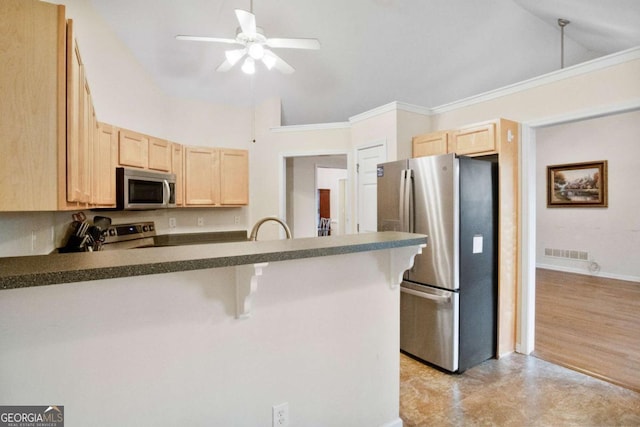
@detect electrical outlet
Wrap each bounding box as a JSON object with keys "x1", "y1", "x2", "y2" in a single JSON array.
[
  {"x1": 169, "y1": 218, "x2": 177, "y2": 229},
  {"x1": 234, "y1": 215, "x2": 240, "y2": 225},
  {"x1": 197, "y1": 217, "x2": 204, "y2": 227},
  {"x1": 272, "y1": 402, "x2": 289, "y2": 427}
]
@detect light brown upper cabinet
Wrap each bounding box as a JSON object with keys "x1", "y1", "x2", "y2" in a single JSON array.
[
  {"x1": 412, "y1": 131, "x2": 449, "y2": 158},
  {"x1": 450, "y1": 122, "x2": 497, "y2": 156},
  {"x1": 92, "y1": 122, "x2": 118, "y2": 207},
  {"x1": 0, "y1": 0, "x2": 66, "y2": 211},
  {"x1": 220, "y1": 149, "x2": 249, "y2": 205},
  {"x1": 148, "y1": 137, "x2": 172, "y2": 172},
  {"x1": 184, "y1": 147, "x2": 249, "y2": 207},
  {"x1": 66, "y1": 23, "x2": 91, "y2": 204},
  {"x1": 184, "y1": 147, "x2": 220, "y2": 206},
  {"x1": 118, "y1": 128, "x2": 149, "y2": 169}
]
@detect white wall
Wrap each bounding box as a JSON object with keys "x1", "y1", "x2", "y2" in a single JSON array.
[
  {"x1": 0, "y1": 251, "x2": 402, "y2": 427},
  {"x1": 536, "y1": 110, "x2": 640, "y2": 282},
  {"x1": 251, "y1": 114, "x2": 352, "y2": 239}
]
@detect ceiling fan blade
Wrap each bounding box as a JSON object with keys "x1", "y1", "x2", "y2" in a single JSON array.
[
  {"x1": 262, "y1": 50, "x2": 295, "y2": 74},
  {"x1": 235, "y1": 9, "x2": 257, "y2": 36},
  {"x1": 225, "y1": 48, "x2": 247, "y2": 66},
  {"x1": 216, "y1": 59, "x2": 234, "y2": 72},
  {"x1": 266, "y1": 38, "x2": 320, "y2": 50},
  {"x1": 176, "y1": 35, "x2": 240, "y2": 45}
]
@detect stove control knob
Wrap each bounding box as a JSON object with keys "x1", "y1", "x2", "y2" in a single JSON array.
[
  {"x1": 142, "y1": 225, "x2": 149, "y2": 232},
  {"x1": 149, "y1": 224, "x2": 155, "y2": 231},
  {"x1": 108, "y1": 229, "x2": 116, "y2": 236}
]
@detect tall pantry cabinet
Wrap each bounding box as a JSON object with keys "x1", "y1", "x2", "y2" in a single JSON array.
[
  {"x1": 0, "y1": 0, "x2": 67, "y2": 211},
  {"x1": 0, "y1": 0, "x2": 114, "y2": 211}
]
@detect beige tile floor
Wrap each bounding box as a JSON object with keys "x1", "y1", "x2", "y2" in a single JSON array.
[{"x1": 400, "y1": 352, "x2": 640, "y2": 427}]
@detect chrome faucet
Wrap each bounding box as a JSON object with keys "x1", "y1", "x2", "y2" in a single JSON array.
[{"x1": 249, "y1": 217, "x2": 292, "y2": 241}]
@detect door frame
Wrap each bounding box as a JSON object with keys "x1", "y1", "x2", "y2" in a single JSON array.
[
  {"x1": 518, "y1": 99, "x2": 640, "y2": 355},
  {"x1": 279, "y1": 150, "x2": 352, "y2": 235},
  {"x1": 354, "y1": 139, "x2": 387, "y2": 233}
]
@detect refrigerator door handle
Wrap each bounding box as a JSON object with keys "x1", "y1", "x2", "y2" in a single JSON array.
[
  {"x1": 399, "y1": 170, "x2": 406, "y2": 232},
  {"x1": 406, "y1": 169, "x2": 414, "y2": 233},
  {"x1": 401, "y1": 169, "x2": 412, "y2": 233},
  {"x1": 400, "y1": 286, "x2": 451, "y2": 303}
]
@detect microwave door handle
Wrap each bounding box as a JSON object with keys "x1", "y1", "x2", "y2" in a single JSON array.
[{"x1": 163, "y1": 179, "x2": 170, "y2": 207}]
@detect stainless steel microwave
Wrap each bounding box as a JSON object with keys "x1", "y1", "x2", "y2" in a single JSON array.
[{"x1": 116, "y1": 167, "x2": 176, "y2": 210}]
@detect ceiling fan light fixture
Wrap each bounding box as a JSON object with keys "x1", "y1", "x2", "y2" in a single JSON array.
[
  {"x1": 241, "y1": 57, "x2": 256, "y2": 74},
  {"x1": 248, "y1": 43, "x2": 265, "y2": 60}
]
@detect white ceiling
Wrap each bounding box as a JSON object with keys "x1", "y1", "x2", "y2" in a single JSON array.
[{"x1": 89, "y1": 0, "x2": 640, "y2": 125}]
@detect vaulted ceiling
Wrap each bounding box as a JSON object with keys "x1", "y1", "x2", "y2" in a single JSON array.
[{"x1": 89, "y1": 0, "x2": 640, "y2": 125}]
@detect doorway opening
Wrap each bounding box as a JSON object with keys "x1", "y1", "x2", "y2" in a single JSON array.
[{"x1": 283, "y1": 154, "x2": 348, "y2": 238}]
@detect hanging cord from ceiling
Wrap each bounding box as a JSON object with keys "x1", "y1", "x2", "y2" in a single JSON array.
[{"x1": 558, "y1": 18, "x2": 570, "y2": 69}]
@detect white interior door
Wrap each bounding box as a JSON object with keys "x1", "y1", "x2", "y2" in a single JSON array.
[{"x1": 357, "y1": 142, "x2": 386, "y2": 233}]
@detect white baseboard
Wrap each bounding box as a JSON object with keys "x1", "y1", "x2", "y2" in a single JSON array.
[
  {"x1": 536, "y1": 263, "x2": 640, "y2": 283},
  {"x1": 380, "y1": 417, "x2": 403, "y2": 427}
]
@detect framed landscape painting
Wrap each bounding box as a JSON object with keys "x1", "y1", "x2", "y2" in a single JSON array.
[{"x1": 547, "y1": 160, "x2": 608, "y2": 207}]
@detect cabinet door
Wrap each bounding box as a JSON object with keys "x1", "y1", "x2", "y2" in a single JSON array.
[
  {"x1": 451, "y1": 123, "x2": 496, "y2": 155},
  {"x1": 66, "y1": 33, "x2": 91, "y2": 203},
  {"x1": 412, "y1": 131, "x2": 449, "y2": 158},
  {"x1": 171, "y1": 143, "x2": 184, "y2": 206},
  {"x1": 148, "y1": 137, "x2": 172, "y2": 172},
  {"x1": 184, "y1": 147, "x2": 219, "y2": 205},
  {"x1": 93, "y1": 122, "x2": 117, "y2": 206},
  {"x1": 220, "y1": 149, "x2": 249, "y2": 205},
  {"x1": 1, "y1": 0, "x2": 64, "y2": 211},
  {"x1": 118, "y1": 128, "x2": 148, "y2": 168}
]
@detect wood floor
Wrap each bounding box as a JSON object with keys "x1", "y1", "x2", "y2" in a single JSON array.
[{"x1": 534, "y1": 268, "x2": 640, "y2": 392}]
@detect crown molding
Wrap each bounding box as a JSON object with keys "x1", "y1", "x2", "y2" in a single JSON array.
[
  {"x1": 349, "y1": 101, "x2": 432, "y2": 124},
  {"x1": 270, "y1": 121, "x2": 351, "y2": 133},
  {"x1": 431, "y1": 46, "x2": 640, "y2": 115},
  {"x1": 271, "y1": 47, "x2": 640, "y2": 131}
]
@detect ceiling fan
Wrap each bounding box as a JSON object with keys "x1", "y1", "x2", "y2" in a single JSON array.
[{"x1": 176, "y1": 6, "x2": 320, "y2": 75}]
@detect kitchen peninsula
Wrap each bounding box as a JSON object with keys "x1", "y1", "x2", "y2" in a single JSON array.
[{"x1": 0, "y1": 232, "x2": 425, "y2": 427}]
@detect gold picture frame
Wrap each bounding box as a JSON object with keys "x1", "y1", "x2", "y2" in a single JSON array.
[{"x1": 547, "y1": 160, "x2": 608, "y2": 207}]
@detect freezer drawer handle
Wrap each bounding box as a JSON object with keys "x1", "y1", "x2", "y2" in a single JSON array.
[{"x1": 401, "y1": 287, "x2": 451, "y2": 303}]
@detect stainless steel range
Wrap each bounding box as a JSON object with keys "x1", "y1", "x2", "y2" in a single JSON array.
[{"x1": 102, "y1": 221, "x2": 157, "y2": 250}]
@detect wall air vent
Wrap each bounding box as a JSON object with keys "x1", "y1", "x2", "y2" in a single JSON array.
[{"x1": 544, "y1": 248, "x2": 589, "y2": 261}]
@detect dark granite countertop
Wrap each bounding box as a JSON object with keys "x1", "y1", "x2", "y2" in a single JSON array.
[
  {"x1": 0, "y1": 232, "x2": 427, "y2": 290},
  {"x1": 153, "y1": 230, "x2": 248, "y2": 246}
]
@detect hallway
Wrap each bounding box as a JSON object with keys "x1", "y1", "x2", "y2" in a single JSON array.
[{"x1": 400, "y1": 352, "x2": 640, "y2": 426}]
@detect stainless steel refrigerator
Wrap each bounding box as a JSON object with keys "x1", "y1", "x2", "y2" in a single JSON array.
[{"x1": 377, "y1": 153, "x2": 498, "y2": 373}]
